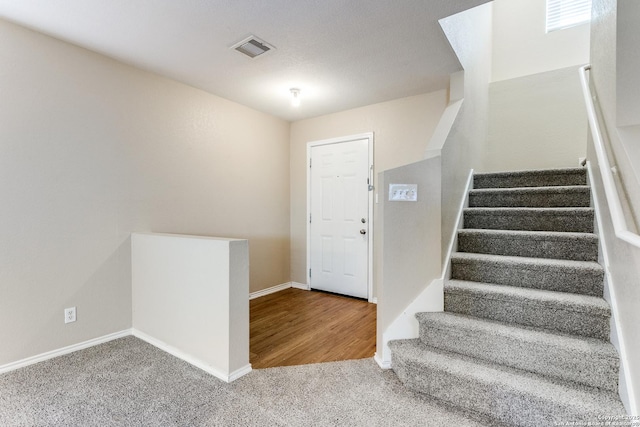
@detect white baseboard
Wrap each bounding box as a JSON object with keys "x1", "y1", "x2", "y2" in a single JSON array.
[
  {"x1": 0, "y1": 328, "x2": 252, "y2": 384},
  {"x1": 249, "y1": 282, "x2": 311, "y2": 299},
  {"x1": 132, "y1": 329, "x2": 251, "y2": 383},
  {"x1": 587, "y1": 161, "x2": 637, "y2": 415},
  {"x1": 249, "y1": 282, "x2": 292, "y2": 300},
  {"x1": 228, "y1": 364, "x2": 253, "y2": 382},
  {"x1": 440, "y1": 168, "x2": 474, "y2": 281},
  {"x1": 0, "y1": 329, "x2": 132, "y2": 375},
  {"x1": 378, "y1": 278, "x2": 444, "y2": 367},
  {"x1": 374, "y1": 352, "x2": 391, "y2": 369},
  {"x1": 291, "y1": 282, "x2": 310, "y2": 290}
]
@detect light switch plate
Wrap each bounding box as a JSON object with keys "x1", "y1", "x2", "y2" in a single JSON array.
[{"x1": 389, "y1": 184, "x2": 418, "y2": 201}]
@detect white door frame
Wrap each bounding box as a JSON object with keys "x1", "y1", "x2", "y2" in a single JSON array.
[{"x1": 306, "y1": 132, "x2": 374, "y2": 302}]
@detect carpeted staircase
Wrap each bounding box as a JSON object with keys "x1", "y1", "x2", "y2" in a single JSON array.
[{"x1": 389, "y1": 168, "x2": 627, "y2": 426}]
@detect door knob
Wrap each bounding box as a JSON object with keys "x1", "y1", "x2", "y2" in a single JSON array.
[
  {"x1": 360, "y1": 229, "x2": 367, "y2": 235},
  {"x1": 361, "y1": 218, "x2": 366, "y2": 223}
]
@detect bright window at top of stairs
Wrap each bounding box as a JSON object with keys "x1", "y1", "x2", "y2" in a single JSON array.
[{"x1": 546, "y1": 0, "x2": 592, "y2": 32}]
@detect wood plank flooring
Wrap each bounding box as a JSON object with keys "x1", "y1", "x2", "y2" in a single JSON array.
[{"x1": 250, "y1": 288, "x2": 377, "y2": 369}]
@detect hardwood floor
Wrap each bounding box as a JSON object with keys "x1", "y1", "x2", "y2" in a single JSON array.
[{"x1": 250, "y1": 288, "x2": 377, "y2": 369}]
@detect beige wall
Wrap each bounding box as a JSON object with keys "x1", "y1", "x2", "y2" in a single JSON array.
[
  {"x1": 0, "y1": 19, "x2": 290, "y2": 366},
  {"x1": 289, "y1": 91, "x2": 448, "y2": 289},
  {"x1": 484, "y1": 66, "x2": 588, "y2": 172},
  {"x1": 492, "y1": 0, "x2": 590, "y2": 82}
]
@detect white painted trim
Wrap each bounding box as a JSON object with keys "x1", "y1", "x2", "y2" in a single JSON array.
[
  {"x1": 132, "y1": 329, "x2": 251, "y2": 383},
  {"x1": 580, "y1": 65, "x2": 640, "y2": 248},
  {"x1": 0, "y1": 329, "x2": 132, "y2": 374},
  {"x1": 374, "y1": 352, "x2": 391, "y2": 369},
  {"x1": 228, "y1": 364, "x2": 253, "y2": 382},
  {"x1": 249, "y1": 282, "x2": 292, "y2": 300},
  {"x1": 291, "y1": 281, "x2": 310, "y2": 290},
  {"x1": 306, "y1": 132, "x2": 375, "y2": 302},
  {"x1": 441, "y1": 168, "x2": 474, "y2": 280},
  {"x1": 0, "y1": 328, "x2": 253, "y2": 384},
  {"x1": 587, "y1": 161, "x2": 638, "y2": 415},
  {"x1": 378, "y1": 278, "x2": 444, "y2": 366},
  {"x1": 248, "y1": 282, "x2": 312, "y2": 300}
]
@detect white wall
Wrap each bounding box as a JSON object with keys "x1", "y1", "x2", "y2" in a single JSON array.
[
  {"x1": 589, "y1": 0, "x2": 640, "y2": 413},
  {"x1": 485, "y1": 0, "x2": 591, "y2": 174},
  {"x1": 289, "y1": 92, "x2": 448, "y2": 292},
  {"x1": 590, "y1": 0, "x2": 640, "y2": 227},
  {"x1": 617, "y1": 1, "x2": 640, "y2": 127},
  {"x1": 0, "y1": 19, "x2": 290, "y2": 367},
  {"x1": 376, "y1": 157, "x2": 442, "y2": 365},
  {"x1": 484, "y1": 66, "x2": 588, "y2": 172},
  {"x1": 376, "y1": 2, "x2": 494, "y2": 366},
  {"x1": 439, "y1": 2, "x2": 494, "y2": 261},
  {"x1": 132, "y1": 233, "x2": 249, "y2": 382},
  {"x1": 492, "y1": 0, "x2": 590, "y2": 82}
]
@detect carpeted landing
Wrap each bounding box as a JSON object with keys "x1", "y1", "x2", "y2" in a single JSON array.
[{"x1": 0, "y1": 336, "x2": 506, "y2": 427}]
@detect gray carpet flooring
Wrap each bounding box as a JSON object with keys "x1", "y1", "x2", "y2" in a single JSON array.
[{"x1": 0, "y1": 336, "x2": 505, "y2": 426}]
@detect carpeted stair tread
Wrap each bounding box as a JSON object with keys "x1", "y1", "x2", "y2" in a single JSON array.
[
  {"x1": 444, "y1": 280, "x2": 610, "y2": 339},
  {"x1": 390, "y1": 167, "x2": 625, "y2": 422},
  {"x1": 416, "y1": 312, "x2": 619, "y2": 392},
  {"x1": 469, "y1": 185, "x2": 590, "y2": 208},
  {"x1": 450, "y1": 252, "x2": 604, "y2": 296},
  {"x1": 473, "y1": 168, "x2": 586, "y2": 189},
  {"x1": 389, "y1": 339, "x2": 625, "y2": 427},
  {"x1": 457, "y1": 229, "x2": 598, "y2": 261},
  {"x1": 464, "y1": 207, "x2": 594, "y2": 232},
  {"x1": 445, "y1": 279, "x2": 609, "y2": 317}
]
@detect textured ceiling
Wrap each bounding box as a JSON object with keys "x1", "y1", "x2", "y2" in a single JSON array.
[{"x1": 0, "y1": 0, "x2": 491, "y2": 121}]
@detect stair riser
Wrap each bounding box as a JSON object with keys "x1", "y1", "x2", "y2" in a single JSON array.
[
  {"x1": 392, "y1": 351, "x2": 601, "y2": 427},
  {"x1": 457, "y1": 234, "x2": 598, "y2": 262},
  {"x1": 450, "y1": 260, "x2": 603, "y2": 296},
  {"x1": 418, "y1": 324, "x2": 618, "y2": 392},
  {"x1": 444, "y1": 292, "x2": 610, "y2": 340},
  {"x1": 468, "y1": 190, "x2": 590, "y2": 208},
  {"x1": 474, "y1": 172, "x2": 586, "y2": 189},
  {"x1": 464, "y1": 211, "x2": 594, "y2": 233}
]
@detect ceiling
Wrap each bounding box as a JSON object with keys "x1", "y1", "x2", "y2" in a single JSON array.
[{"x1": 0, "y1": 0, "x2": 491, "y2": 121}]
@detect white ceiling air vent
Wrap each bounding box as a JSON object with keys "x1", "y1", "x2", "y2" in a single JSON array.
[{"x1": 232, "y1": 36, "x2": 275, "y2": 58}]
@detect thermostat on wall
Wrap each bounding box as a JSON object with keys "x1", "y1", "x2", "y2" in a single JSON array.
[{"x1": 389, "y1": 184, "x2": 418, "y2": 201}]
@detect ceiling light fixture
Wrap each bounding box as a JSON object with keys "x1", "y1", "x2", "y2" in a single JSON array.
[{"x1": 290, "y1": 88, "x2": 301, "y2": 107}]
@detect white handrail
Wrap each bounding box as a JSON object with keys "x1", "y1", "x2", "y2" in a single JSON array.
[{"x1": 579, "y1": 65, "x2": 640, "y2": 248}]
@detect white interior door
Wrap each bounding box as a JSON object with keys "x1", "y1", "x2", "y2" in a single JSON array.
[{"x1": 309, "y1": 138, "x2": 370, "y2": 299}]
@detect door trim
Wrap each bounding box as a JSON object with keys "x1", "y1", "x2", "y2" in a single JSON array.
[{"x1": 306, "y1": 132, "x2": 374, "y2": 302}]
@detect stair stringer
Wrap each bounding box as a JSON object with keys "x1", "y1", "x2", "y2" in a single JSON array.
[
  {"x1": 588, "y1": 161, "x2": 638, "y2": 415},
  {"x1": 375, "y1": 279, "x2": 443, "y2": 369}
]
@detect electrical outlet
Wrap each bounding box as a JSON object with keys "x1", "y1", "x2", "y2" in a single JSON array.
[{"x1": 64, "y1": 307, "x2": 76, "y2": 324}]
